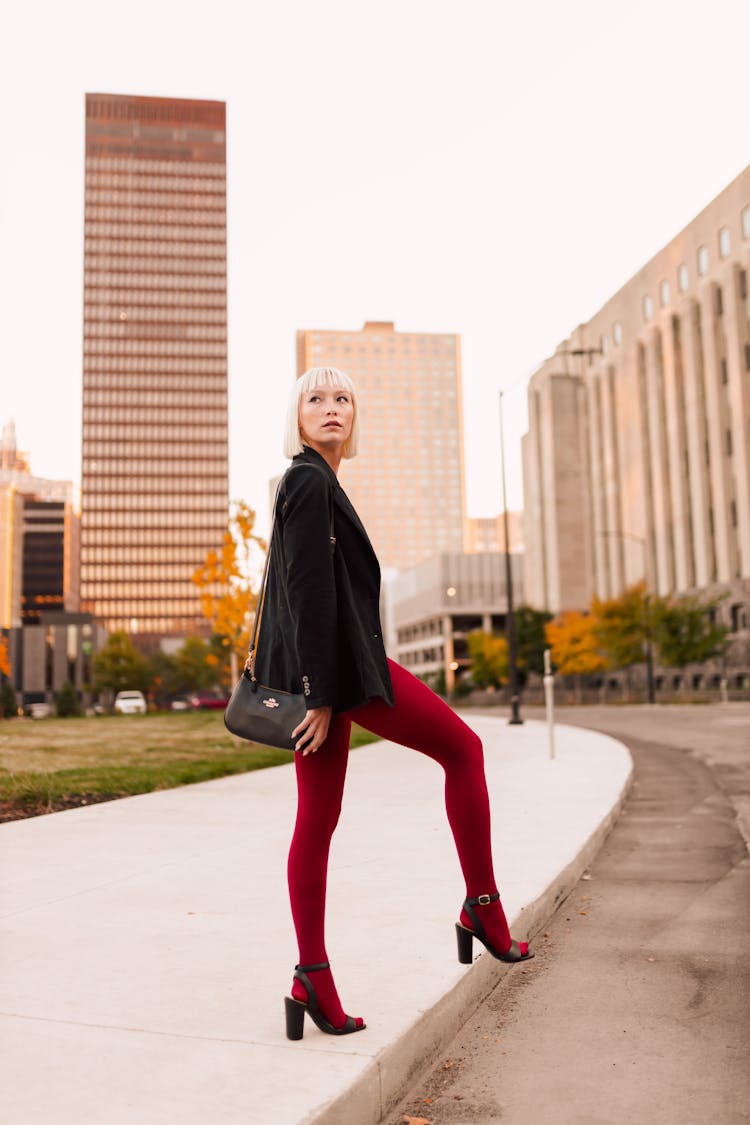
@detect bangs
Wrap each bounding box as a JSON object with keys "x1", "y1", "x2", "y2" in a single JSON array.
[{"x1": 297, "y1": 367, "x2": 355, "y2": 396}]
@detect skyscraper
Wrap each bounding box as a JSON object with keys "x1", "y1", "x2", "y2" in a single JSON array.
[
  {"x1": 296, "y1": 321, "x2": 466, "y2": 571},
  {"x1": 0, "y1": 422, "x2": 79, "y2": 630},
  {"x1": 80, "y1": 94, "x2": 229, "y2": 640}
]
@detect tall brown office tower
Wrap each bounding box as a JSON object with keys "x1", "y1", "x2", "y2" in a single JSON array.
[
  {"x1": 296, "y1": 321, "x2": 467, "y2": 571},
  {"x1": 80, "y1": 93, "x2": 229, "y2": 641}
]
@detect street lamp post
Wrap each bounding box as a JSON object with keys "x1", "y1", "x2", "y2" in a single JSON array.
[
  {"x1": 499, "y1": 389, "x2": 523, "y2": 725},
  {"x1": 599, "y1": 529, "x2": 655, "y2": 705}
]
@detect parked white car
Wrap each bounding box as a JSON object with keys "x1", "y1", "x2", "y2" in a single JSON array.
[
  {"x1": 29, "y1": 702, "x2": 53, "y2": 719},
  {"x1": 113, "y1": 690, "x2": 147, "y2": 715}
]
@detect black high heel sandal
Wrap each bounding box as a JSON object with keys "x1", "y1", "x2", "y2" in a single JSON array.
[
  {"x1": 456, "y1": 893, "x2": 534, "y2": 965},
  {"x1": 284, "y1": 960, "x2": 366, "y2": 1041}
]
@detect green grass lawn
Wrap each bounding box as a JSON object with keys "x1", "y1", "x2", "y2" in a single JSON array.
[{"x1": 0, "y1": 711, "x2": 380, "y2": 822}]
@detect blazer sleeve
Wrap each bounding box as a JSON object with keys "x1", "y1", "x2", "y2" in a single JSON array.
[{"x1": 281, "y1": 466, "x2": 337, "y2": 709}]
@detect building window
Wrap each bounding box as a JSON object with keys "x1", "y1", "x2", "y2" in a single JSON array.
[
  {"x1": 743, "y1": 205, "x2": 750, "y2": 239},
  {"x1": 697, "y1": 245, "x2": 709, "y2": 275},
  {"x1": 730, "y1": 603, "x2": 747, "y2": 632},
  {"x1": 659, "y1": 280, "x2": 670, "y2": 307},
  {"x1": 678, "y1": 263, "x2": 689, "y2": 292},
  {"x1": 642, "y1": 294, "x2": 653, "y2": 322},
  {"x1": 718, "y1": 227, "x2": 731, "y2": 258},
  {"x1": 613, "y1": 321, "x2": 622, "y2": 346}
]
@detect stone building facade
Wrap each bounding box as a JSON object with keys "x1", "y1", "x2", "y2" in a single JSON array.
[{"x1": 522, "y1": 166, "x2": 750, "y2": 690}]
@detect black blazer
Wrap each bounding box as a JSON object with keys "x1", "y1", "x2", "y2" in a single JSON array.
[{"x1": 253, "y1": 446, "x2": 394, "y2": 714}]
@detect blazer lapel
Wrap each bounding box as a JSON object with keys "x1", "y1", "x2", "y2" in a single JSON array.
[
  {"x1": 295, "y1": 446, "x2": 377, "y2": 558},
  {"x1": 332, "y1": 486, "x2": 376, "y2": 555}
]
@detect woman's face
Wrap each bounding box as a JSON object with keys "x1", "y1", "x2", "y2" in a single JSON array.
[{"x1": 298, "y1": 384, "x2": 354, "y2": 455}]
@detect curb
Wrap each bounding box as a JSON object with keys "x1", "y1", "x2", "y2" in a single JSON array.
[{"x1": 307, "y1": 747, "x2": 634, "y2": 1125}]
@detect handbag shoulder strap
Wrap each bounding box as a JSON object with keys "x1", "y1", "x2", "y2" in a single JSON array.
[{"x1": 246, "y1": 462, "x2": 335, "y2": 679}]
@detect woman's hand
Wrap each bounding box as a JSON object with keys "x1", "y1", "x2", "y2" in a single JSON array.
[{"x1": 292, "y1": 706, "x2": 332, "y2": 755}]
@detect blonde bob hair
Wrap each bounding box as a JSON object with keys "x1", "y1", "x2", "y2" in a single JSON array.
[{"x1": 283, "y1": 366, "x2": 359, "y2": 460}]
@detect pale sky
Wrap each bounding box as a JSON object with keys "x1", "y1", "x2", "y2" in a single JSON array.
[{"x1": 2, "y1": 0, "x2": 749, "y2": 534}]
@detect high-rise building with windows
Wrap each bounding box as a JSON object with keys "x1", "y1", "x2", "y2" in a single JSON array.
[
  {"x1": 522, "y1": 166, "x2": 750, "y2": 636},
  {"x1": 296, "y1": 321, "x2": 466, "y2": 571},
  {"x1": 80, "y1": 93, "x2": 229, "y2": 641},
  {"x1": 465, "y1": 513, "x2": 524, "y2": 555},
  {"x1": 0, "y1": 422, "x2": 79, "y2": 630}
]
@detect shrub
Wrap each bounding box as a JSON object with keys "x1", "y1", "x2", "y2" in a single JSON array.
[
  {"x1": 0, "y1": 679, "x2": 17, "y2": 718},
  {"x1": 56, "y1": 681, "x2": 82, "y2": 718}
]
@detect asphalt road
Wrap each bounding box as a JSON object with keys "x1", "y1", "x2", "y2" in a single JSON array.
[{"x1": 390, "y1": 704, "x2": 750, "y2": 1125}]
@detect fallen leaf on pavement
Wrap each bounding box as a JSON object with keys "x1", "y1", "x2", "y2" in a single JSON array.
[{"x1": 402, "y1": 1117, "x2": 431, "y2": 1125}]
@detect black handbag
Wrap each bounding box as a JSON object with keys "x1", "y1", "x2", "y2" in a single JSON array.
[{"x1": 223, "y1": 468, "x2": 335, "y2": 751}]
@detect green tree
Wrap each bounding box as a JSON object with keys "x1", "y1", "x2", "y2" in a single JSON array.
[
  {"x1": 591, "y1": 581, "x2": 662, "y2": 697},
  {"x1": 93, "y1": 632, "x2": 151, "y2": 697},
  {"x1": 147, "y1": 651, "x2": 181, "y2": 706},
  {"x1": 56, "y1": 680, "x2": 82, "y2": 717},
  {"x1": 515, "y1": 605, "x2": 553, "y2": 684},
  {"x1": 466, "y1": 630, "x2": 509, "y2": 689},
  {"x1": 653, "y1": 594, "x2": 730, "y2": 669},
  {"x1": 147, "y1": 639, "x2": 218, "y2": 705},
  {"x1": 0, "y1": 679, "x2": 17, "y2": 719},
  {"x1": 419, "y1": 667, "x2": 447, "y2": 697},
  {"x1": 174, "y1": 636, "x2": 219, "y2": 693},
  {"x1": 592, "y1": 581, "x2": 652, "y2": 664}
]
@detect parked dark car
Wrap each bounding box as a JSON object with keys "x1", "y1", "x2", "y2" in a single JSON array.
[{"x1": 188, "y1": 690, "x2": 230, "y2": 711}]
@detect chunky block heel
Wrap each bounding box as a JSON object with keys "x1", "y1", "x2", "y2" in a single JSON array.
[
  {"x1": 284, "y1": 960, "x2": 366, "y2": 1040},
  {"x1": 457, "y1": 894, "x2": 534, "y2": 965},
  {"x1": 285, "y1": 996, "x2": 305, "y2": 1040},
  {"x1": 456, "y1": 922, "x2": 474, "y2": 964}
]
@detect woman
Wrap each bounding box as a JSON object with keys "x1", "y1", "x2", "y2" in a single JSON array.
[{"x1": 255, "y1": 366, "x2": 532, "y2": 1042}]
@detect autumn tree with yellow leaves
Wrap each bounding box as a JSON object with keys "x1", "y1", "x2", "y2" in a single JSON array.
[
  {"x1": 192, "y1": 501, "x2": 267, "y2": 685},
  {"x1": 466, "y1": 630, "x2": 509, "y2": 690},
  {"x1": 545, "y1": 610, "x2": 609, "y2": 702}
]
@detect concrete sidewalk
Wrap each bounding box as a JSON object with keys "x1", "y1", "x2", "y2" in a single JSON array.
[{"x1": 0, "y1": 716, "x2": 631, "y2": 1125}]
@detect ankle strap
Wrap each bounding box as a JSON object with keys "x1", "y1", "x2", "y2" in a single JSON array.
[
  {"x1": 295, "y1": 960, "x2": 330, "y2": 973},
  {"x1": 463, "y1": 893, "x2": 499, "y2": 943}
]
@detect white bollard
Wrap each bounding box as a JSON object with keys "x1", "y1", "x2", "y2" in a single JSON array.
[{"x1": 543, "y1": 648, "x2": 555, "y2": 760}]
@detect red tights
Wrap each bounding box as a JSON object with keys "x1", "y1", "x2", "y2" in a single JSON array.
[{"x1": 288, "y1": 659, "x2": 522, "y2": 1028}]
